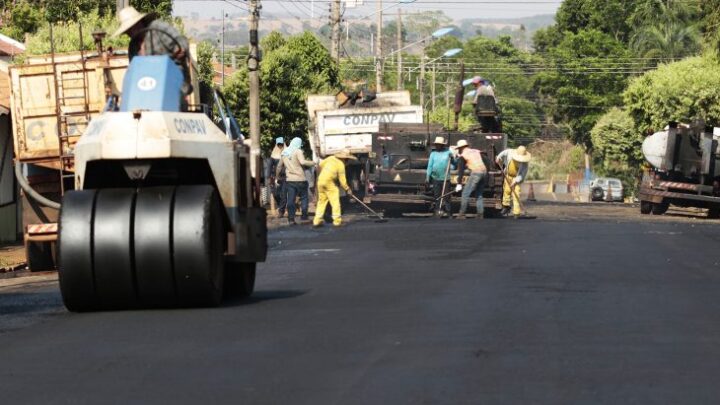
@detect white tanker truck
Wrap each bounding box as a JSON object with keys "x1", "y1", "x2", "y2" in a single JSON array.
[{"x1": 638, "y1": 122, "x2": 720, "y2": 217}]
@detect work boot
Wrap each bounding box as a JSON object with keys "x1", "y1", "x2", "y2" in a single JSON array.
[
  {"x1": 288, "y1": 218, "x2": 298, "y2": 226},
  {"x1": 312, "y1": 223, "x2": 324, "y2": 229},
  {"x1": 476, "y1": 213, "x2": 485, "y2": 220},
  {"x1": 457, "y1": 214, "x2": 467, "y2": 220},
  {"x1": 500, "y1": 206, "x2": 511, "y2": 216}
]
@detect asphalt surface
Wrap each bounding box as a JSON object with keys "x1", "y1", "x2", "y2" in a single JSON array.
[{"x1": 2, "y1": 204, "x2": 720, "y2": 404}]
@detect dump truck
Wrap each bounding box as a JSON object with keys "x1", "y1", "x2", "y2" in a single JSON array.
[
  {"x1": 365, "y1": 122, "x2": 507, "y2": 215},
  {"x1": 639, "y1": 122, "x2": 720, "y2": 217},
  {"x1": 307, "y1": 91, "x2": 423, "y2": 193}
]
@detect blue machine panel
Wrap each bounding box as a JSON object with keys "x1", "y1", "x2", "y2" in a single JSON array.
[{"x1": 120, "y1": 55, "x2": 183, "y2": 112}]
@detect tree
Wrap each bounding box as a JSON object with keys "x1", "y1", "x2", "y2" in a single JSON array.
[
  {"x1": 624, "y1": 55, "x2": 720, "y2": 134},
  {"x1": 590, "y1": 108, "x2": 644, "y2": 171},
  {"x1": 224, "y1": 32, "x2": 340, "y2": 154},
  {"x1": 534, "y1": 29, "x2": 631, "y2": 149},
  {"x1": 555, "y1": 0, "x2": 637, "y2": 43},
  {"x1": 629, "y1": 0, "x2": 701, "y2": 60},
  {"x1": 404, "y1": 11, "x2": 452, "y2": 42}
]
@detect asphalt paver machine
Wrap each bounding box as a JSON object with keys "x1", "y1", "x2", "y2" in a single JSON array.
[{"x1": 58, "y1": 51, "x2": 266, "y2": 311}]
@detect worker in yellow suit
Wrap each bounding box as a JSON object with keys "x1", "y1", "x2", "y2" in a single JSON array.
[
  {"x1": 495, "y1": 146, "x2": 532, "y2": 218},
  {"x1": 313, "y1": 149, "x2": 357, "y2": 228}
]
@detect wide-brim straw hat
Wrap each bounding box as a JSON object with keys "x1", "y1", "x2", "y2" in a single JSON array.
[
  {"x1": 456, "y1": 139, "x2": 469, "y2": 149},
  {"x1": 112, "y1": 7, "x2": 148, "y2": 38},
  {"x1": 512, "y1": 146, "x2": 532, "y2": 163},
  {"x1": 433, "y1": 136, "x2": 447, "y2": 145},
  {"x1": 335, "y1": 149, "x2": 357, "y2": 160}
]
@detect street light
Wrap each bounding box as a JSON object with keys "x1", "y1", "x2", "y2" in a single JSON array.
[{"x1": 386, "y1": 27, "x2": 458, "y2": 58}]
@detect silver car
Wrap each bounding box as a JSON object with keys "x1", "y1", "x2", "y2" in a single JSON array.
[{"x1": 590, "y1": 177, "x2": 624, "y2": 202}]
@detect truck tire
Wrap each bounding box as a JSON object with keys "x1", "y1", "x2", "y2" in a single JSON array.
[
  {"x1": 708, "y1": 205, "x2": 720, "y2": 219},
  {"x1": 173, "y1": 185, "x2": 225, "y2": 307},
  {"x1": 640, "y1": 201, "x2": 652, "y2": 215},
  {"x1": 651, "y1": 201, "x2": 669, "y2": 215},
  {"x1": 58, "y1": 189, "x2": 99, "y2": 312},
  {"x1": 591, "y1": 187, "x2": 604, "y2": 201},
  {"x1": 134, "y1": 187, "x2": 177, "y2": 307},
  {"x1": 224, "y1": 262, "x2": 256, "y2": 299},
  {"x1": 93, "y1": 189, "x2": 138, "y2": 310}
]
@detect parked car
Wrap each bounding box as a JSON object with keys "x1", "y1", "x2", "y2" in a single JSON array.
[{"x1": 589, "y1": 177, "x2": 624, "y2": 202}]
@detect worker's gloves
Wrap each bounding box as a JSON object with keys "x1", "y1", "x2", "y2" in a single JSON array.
[
  {"x1": 455, "y1": 184, "x2": 463, "y2": 192},
  {"x1": 346, "y1": 190, "x2": 353, "y2": 197}
]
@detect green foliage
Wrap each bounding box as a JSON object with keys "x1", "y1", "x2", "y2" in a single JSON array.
[
  {"x1": 261, "y1": 31, "x2": 286, "y2": 53},
  {"x1": 25, "y1": 9, "x2": 129, "y2": 54},
  {"x1": 535, "y1": 29, "x2": 630, "y2": 149},
  {"x1": 629, "y1": 0, "x2": 701, "y2": 60},
  {"x1": 590, "y1": 108, "x2": 643, "y2": 170},
  {"x1": 700, "y1": 0, "x2": 720, "y2": 51},
  {"x1": 196, "y1": 40, "x2": 215, "y2": 87},
  {"x1": 428, "y1": 106, "x2": 475, "y2": 131},
  {"x1": 532, "y1": 25, "x2": 562, "y2": 53},
  {"x1": 0, "y1": 0, "x2": 171, "y2": 42},
  {"x1": 555, "y1": 0, "x2": 636, "y2": 42},
  {"x1": 624, "y1": 55, "x2": 720, "y2": 134},
  {"x1": 224, "y1": 31, "x2": 340, "y2": 154}
]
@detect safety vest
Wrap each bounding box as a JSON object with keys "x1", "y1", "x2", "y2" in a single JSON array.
[{"x1": 461, "y1": 148, "x2": 487, "y2": 173}]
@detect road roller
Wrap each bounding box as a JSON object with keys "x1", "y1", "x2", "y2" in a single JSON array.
[{"x1": 58, "y1": 54, "x2": 267, "y2": 311}]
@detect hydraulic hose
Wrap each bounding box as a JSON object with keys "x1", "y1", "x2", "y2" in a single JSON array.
[{"x1": 14, "y1": 161, "x2": 61, "y2": 210}]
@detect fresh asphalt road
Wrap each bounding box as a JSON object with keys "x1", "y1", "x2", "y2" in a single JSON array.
[{"x1": 2, "y1": 209, "x2": 720, "y2": 404}]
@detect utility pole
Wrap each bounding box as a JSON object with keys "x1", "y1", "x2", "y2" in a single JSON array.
[
  {"x1": 330, "y1": 0, "x2": 341, "y2": 62},
  {"x1": 396, "y1": 8, "x2": 402, "y2": 90},
  {"x1": 248, "y1": 0, "x2": 261, "y2": 190},
  {"x1": 419, "y1": 55, "x2": 426, "y2": 109},
  {"x1": 375, "y1": 0, "x2": 383, "y2": 92},
  {"x1": 431, "y1": 65, "x2": 436, "y2": 111}
]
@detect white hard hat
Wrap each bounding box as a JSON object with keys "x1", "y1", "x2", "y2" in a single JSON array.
[{"x1": 112, "y1": 7, "x2": 148, "y2": 38}]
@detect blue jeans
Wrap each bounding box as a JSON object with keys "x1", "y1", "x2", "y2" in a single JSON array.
[
  {"x1": 286, "y1": 181, "x2": 309, "y2": 220},
  {"x1": 460, "y1": 172, "x2": 486, "y2": 215}
]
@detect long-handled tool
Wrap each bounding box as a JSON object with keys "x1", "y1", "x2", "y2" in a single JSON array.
[
  {"x1": 349, "y1": 194, "x2": 388, "y2": 223},
  {"x1": 437, "y1": 156, "x2": 453, "y2": 215}
]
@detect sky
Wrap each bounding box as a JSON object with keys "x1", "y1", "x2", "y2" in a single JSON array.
[{"x1": 173, "y1": 0, "x2": 562, "y2": 21}]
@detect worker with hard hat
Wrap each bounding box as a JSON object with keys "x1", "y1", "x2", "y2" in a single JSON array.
[
  {"x1": 454, "y1": 139, "x2": 488, "y2": 219},
  {"x1": 113, "y1": 6, "x2": 192, "y2": 95},
  {"x1": 313, "y1": 149, "x2": 357, "y2": 228},
  {"x1": 426, "y1": 136, "x2": 455, "y2": 217},
  {"x1": 495, "y1": 146, "x2": 532, "y2": 218}
]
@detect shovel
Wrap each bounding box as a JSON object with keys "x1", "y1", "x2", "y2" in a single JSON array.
[{"x1": 349, "y1": 194, "x2": 388, "y2": 223}]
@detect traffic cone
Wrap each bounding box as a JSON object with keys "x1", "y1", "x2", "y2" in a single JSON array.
[
  {"x1": 605, "y1": 182, "x2": 613, "y2": 202},
  {"x1": 527, "y1": 183, "x2": 537, "y2": 202}
]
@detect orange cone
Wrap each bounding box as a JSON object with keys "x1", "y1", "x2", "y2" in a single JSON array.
[{"x1": 527, "y1": 183, "x2": 537, "y2": 202}]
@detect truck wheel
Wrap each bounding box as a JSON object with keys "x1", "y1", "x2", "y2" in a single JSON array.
[
  {"x1": 708, "y1": 205, "x2": 720, "y2": 219},
  {"x1": 58, "y1": 189, "x2": 99, "y2": 312},
  {"x1": 651, "y1": 201, "x2": 669, "y2": 215},
  {"x1": 224, "y1": 262, "x2": 256, "y2": 299},
  {"x1": 173, "y1": 185, "x2": 225, "y2": 307},
  {"x1": 134, "y1": 187, "x2": 177, "y2": 307},
  {"x1": 640, "y1": 201, "x2": 652, "y2": 215},
  {"x1": 93, "y1": 189, "x2": 138, "y2": 310}
]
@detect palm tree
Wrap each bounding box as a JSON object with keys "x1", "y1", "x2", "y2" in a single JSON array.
[{"x1": 631, "y1": 21, "x2": 701, "y2": 60}]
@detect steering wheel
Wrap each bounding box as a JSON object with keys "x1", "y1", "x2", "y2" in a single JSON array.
[{"x1": 132, "y1": 26, "x2": 186, "y2": 59}]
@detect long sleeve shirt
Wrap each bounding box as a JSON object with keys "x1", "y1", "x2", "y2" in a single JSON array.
[
  {"x1": 426, "y1": 150, "x2": 455, "y2": 182},
  {"x1": 496, "y1": 149, "x2": 529, "y2": 184},
  {"x1": 277, "y1": 149, "x2": 315, "y2": 182},
  {"x1": 318, "y1": 156, "x2": 350, "y2": 192}
]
